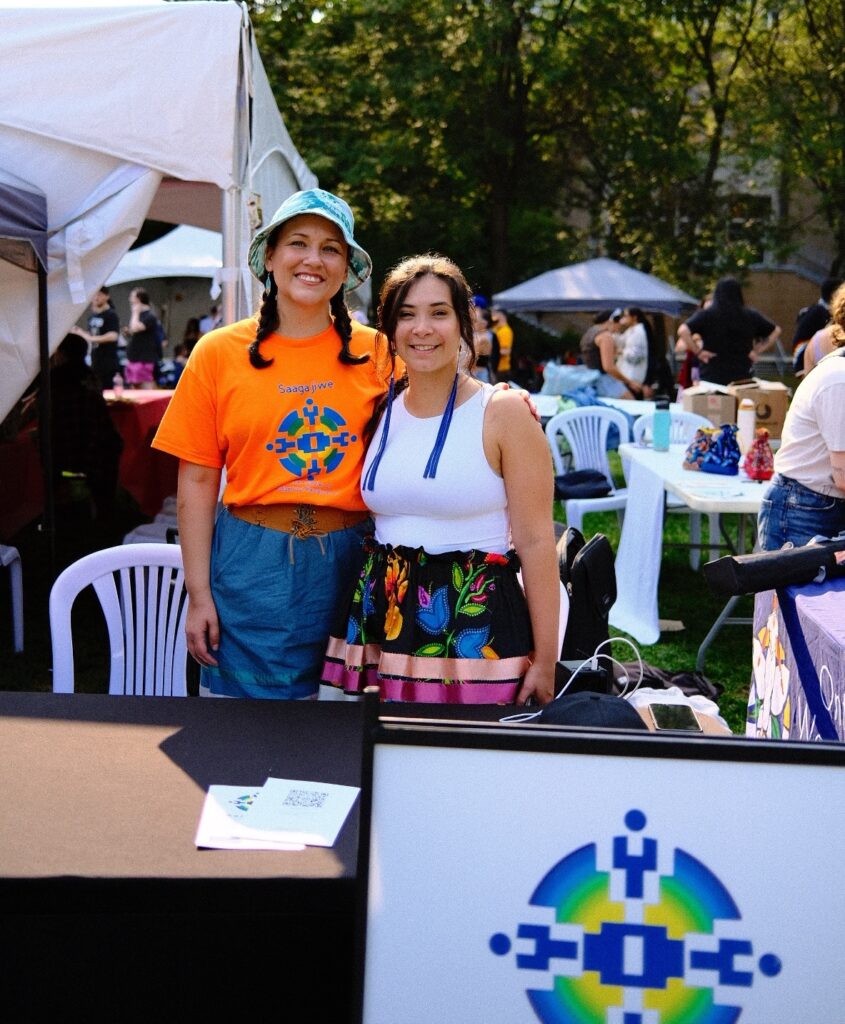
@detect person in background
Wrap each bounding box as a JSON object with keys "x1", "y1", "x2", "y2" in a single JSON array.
[
  {"x1": 198, "y1": 304, "x2": 222, "y2": 335},
  {"x1": 757, "y1": 283, "x2": 845, "y2": 550},
  {"x1": 152, "y1": 188, "x2": 385, "y2": 699},
  {"x1": 676, "y1": 293, "x2": 710, "y2": 389},
  {"x1": 676, "y1": 277, "x2": 780, "y2": 386},
  {"x1": 798, "y1": 323, "x2": 835, "y2": 376},
  {"x1": 71, "y1": 285, "x2": 120, "y2": 391},
  {"x1": 631, "y1": 307, "x2": 676, "y2": 398},
  {"x1": 491, "y1": 307, "x2": 513, "y2": 377},
  {"x1": 472, "y1": 301, "x2": 498, "y2": 383},
  {"x1": 124, "y1": 288, "x2": 161, "y2": 389},
  {"x1": 579, "y1": 310, "x2": 638, "y2": 398},
  {"x1": 791, "y1": 277, "x2": 842, "y2": 374},
  {"x1": 322, "y1": 255, "x2": 558, "y2": 706},
  {"x1": 615, "y1": 306, "x2": 649, "y2": 392},
  {"x1": 801, "y1": 325, "x2": 838, "y2": 376},
  {"x1": 182, "y1": 316, "x2": 202, "y2": 355},
  {"x1": 49, "y1": 332, "x2": 123, "y2": 521}
]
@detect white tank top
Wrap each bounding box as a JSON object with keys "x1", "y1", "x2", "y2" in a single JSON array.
[{"x1": 362, "y1": 384, "x2": 510, "y2": 554}]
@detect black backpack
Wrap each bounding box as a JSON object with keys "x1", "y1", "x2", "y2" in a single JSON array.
[{"x1": 557, "y1": 527, "x2": 617, "y2": 662}]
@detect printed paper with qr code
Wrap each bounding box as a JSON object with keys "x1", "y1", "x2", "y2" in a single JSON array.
[
  {"x1": 241, "y1": 778, "x2": 360, "y2": 847},
  {"x1": 195, "y1": 785, "x2": 308, "y2": 851}
]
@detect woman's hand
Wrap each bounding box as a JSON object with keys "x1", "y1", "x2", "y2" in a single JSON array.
[
  {"x1": 185, "y1": 591, "x2": 220, "y2": 667},
  {"x1": 492, "y1": 381, "x2": 540, "y2": 422},
  {"x1": 516, "y1": 661, "x2": 555, "y2": 706}
]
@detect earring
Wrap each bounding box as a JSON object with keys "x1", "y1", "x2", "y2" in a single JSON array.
[{"x1": 264, "y1": 270, "x2": 273, "y2": 292}]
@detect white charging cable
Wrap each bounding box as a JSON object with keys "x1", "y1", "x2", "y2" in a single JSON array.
[
  {"x1": 591, "y1": 637, "x2": 644, "y2": 697},
  {"x1": 499, "y1": 637, "x2": 645, "y2": 723}
]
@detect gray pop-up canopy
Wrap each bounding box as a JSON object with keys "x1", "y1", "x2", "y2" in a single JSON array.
[
  {"x1": 0, "y1": 167, "x2": 47, "y2": 274},
  {"x1": 493, "y1": 257, "x2": 698, "y2": 316},
  {"x1": 0, "y1": 167, "x2": 54, "y2": 563}
]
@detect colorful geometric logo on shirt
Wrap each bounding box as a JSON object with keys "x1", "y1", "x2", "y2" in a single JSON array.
[
  {"x1": 266, "y1": 397, "x2": 358, "y2": 480},
  {"x1": 489, "y1": 809, "x2": 781, "y2": 1023}
]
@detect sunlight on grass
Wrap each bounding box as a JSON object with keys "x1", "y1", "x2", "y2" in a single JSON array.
[
  {"x1": 559, "y1": 450, "x2": 754, "y2": 733},
  {"x1": 556, "y1": 487, "x2": 753, "y2": 734}
]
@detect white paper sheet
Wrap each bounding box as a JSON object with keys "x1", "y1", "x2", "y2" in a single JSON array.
[
  {"x1": 195, "y1": 779, "x2": 359, "y2": 850},
  {"x1": 195, "y1": 785, "x2": 307, "y2": 851},
  {"x1": 244, "y1": 777, "x2": 360, "y2": 847}
]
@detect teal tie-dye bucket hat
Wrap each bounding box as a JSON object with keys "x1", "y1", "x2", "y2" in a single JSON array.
[{"x1": 247, "y1": 188, "x2": 372, "y2": 291}]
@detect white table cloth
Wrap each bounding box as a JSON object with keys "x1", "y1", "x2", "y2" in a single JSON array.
[{"x1": 610, "y1": 443, "x2": 767, "y2": 645}]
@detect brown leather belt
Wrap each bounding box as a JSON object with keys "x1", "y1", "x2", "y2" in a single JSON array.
[{"x1": 228, "y1": 503, "x2": 369, "y2": 537}]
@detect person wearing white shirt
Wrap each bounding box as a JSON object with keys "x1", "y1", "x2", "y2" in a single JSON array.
[{"x1": 758, "y1": 285, "x2": 845, "y2": 549}]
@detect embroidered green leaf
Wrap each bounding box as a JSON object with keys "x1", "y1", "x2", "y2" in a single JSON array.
[
  {"x1": 452, "y1": 564, "x2": 464, "y2": 591},
  {"x1": 459, "y1": 603, "x2": 485, "y2": 616},
  {"x1": 415, "y1": 643, "x2": 446, "y2": 656}
]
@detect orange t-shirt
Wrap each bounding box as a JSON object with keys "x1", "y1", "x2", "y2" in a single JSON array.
[{"x1": 152, "y1": 317, "x2": 391, "y2": 511}]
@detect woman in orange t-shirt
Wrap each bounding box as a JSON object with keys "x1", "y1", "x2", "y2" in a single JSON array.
[{"x1": 153, "y1": 189, "x2": 386, "y2": 699}]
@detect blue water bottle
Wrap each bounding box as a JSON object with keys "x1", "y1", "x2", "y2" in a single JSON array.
[{"x1": 653, "y1": 397, "x2": 671, "y2": 451}]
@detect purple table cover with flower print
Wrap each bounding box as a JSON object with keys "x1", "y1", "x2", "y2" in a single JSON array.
[{"x1": 748, "y1": 578, "x2": 845, "y2": 741}]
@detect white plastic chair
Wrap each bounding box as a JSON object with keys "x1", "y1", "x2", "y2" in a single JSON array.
[
  {"x1": 50, "y1": 543, "x2": 189, "y2": 695},
  {"x1": 632, "y1": 410, "x2": 720, "y2": 569},
  {"x1": 0, "y1": 544, "x2": 23, "y2": 652},
  {"x1": 545, "y1": 406, "x2": 631, "y2": 532}
]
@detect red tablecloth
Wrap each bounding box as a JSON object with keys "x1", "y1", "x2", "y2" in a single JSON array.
[
  {"x1": 0, "y1": 430, "x2": 44, "y2": 541},
  {"x1": 105, "y1": 390, "x2": 178, "y2": 517}
]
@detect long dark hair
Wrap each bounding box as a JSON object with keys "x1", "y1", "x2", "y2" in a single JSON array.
[
  {"x1": 709, "y1": 276, "x2": 748, "y2": 335},
  {"x1": 247, "y1": 225, "x2": 366, "y2": 370},
  {"x1": 362, "y1": 254, "x2": 476, "y2": 439}
]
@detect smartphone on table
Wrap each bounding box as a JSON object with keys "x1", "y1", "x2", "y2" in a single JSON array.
[{"x1": 648, "y1": 702, "x2": 703, "y2": 732}]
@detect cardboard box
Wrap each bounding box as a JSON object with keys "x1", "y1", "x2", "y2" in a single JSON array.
[
  {"x1": 681, "y1": 384, "x2": 737, "y2": 428},
  {"x1": 727, "y1": 379, "x2": 791, "y2": 439}
]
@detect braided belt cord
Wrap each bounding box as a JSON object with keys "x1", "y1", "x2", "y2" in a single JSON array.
[{"x1": 288, "y1": 504, "x2": 327, "y2": 562}]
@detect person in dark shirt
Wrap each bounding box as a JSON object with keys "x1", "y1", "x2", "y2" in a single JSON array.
[
  {"x1": 676, "y1": 277, "x2": 780, "y2": 386},
  {"x1": 124, "y1": 287, "x2": 162, "y2": 389},
  {"x1": 791, "y1": 276, "x2": 842, "y2": 374},
  {"x1": 50, "y1": 333, "x2": 123, "y2": 520},
  {"x1": 71, "y1": 285, "x2": 120, "y2": 390}
]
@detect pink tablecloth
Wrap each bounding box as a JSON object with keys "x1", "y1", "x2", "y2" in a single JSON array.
[{"x1": 105, "y1": 390, "x2": 177, "y2": 517}]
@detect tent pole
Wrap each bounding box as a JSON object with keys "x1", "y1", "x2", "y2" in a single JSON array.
[
  {"x1": 36, "y1": 262, "x2": 55, "y2": 578},
  {"x1": 220, "y1": 187, "x2": 243, "y2": 324}
]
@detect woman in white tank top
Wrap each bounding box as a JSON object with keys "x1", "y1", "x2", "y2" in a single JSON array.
[{"x1": 322, "y1": 255, "x2": 559, "y2": 705}]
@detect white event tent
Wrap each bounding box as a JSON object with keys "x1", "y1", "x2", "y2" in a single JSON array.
[
  {"x1": 108, "y1": 226, "x2": 225, "y2": 288},
  {"x1": 0, "y1": 0, "x2": 317, "y2": 423},
  {"x1": 493, "y1": 257, "x2": 698, "y2": 317}
]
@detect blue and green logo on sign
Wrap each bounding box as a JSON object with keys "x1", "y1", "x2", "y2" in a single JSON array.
[{"x1": 490, "y1": 810, "x2": 781, "y2": 1023}]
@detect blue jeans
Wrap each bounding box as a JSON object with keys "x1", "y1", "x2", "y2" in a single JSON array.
[
  {"x1": 202, "y1": 508, "x2": 370, "y2": 698},
  {"x1": 757, "y1": 474, "x2": 845, "y2": 551}
]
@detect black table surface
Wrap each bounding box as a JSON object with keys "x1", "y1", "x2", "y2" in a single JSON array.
[{"x1": 0, "y1": 692, "x2": 508, "y2": 1019}]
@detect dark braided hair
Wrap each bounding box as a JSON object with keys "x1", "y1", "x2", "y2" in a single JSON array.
[
  {"x1": 249, "y1": 273, "x2": 279, "y2": 368},
  {"x1": 331, "y1": 288, "x2": 368, "y2": 365},
  {"x1": 248, "y1": 226, "x2": 370, "y2": 370}
]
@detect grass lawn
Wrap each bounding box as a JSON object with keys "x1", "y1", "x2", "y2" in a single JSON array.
[
  {"x1": 562, "y1": 503, "x2": 753, "y2": 734},
  {"x1": 0, "y1": 478, "x2": 754, "y2": 733}
]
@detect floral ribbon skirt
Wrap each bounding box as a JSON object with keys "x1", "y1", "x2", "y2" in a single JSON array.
[{"x1": 322, "y1": 541, "x2": 534, "y2": 703}]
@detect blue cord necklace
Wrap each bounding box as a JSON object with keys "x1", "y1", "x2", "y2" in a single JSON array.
[{"x1": 363, "y1": 371, "x2": 462, "y2": 490}]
